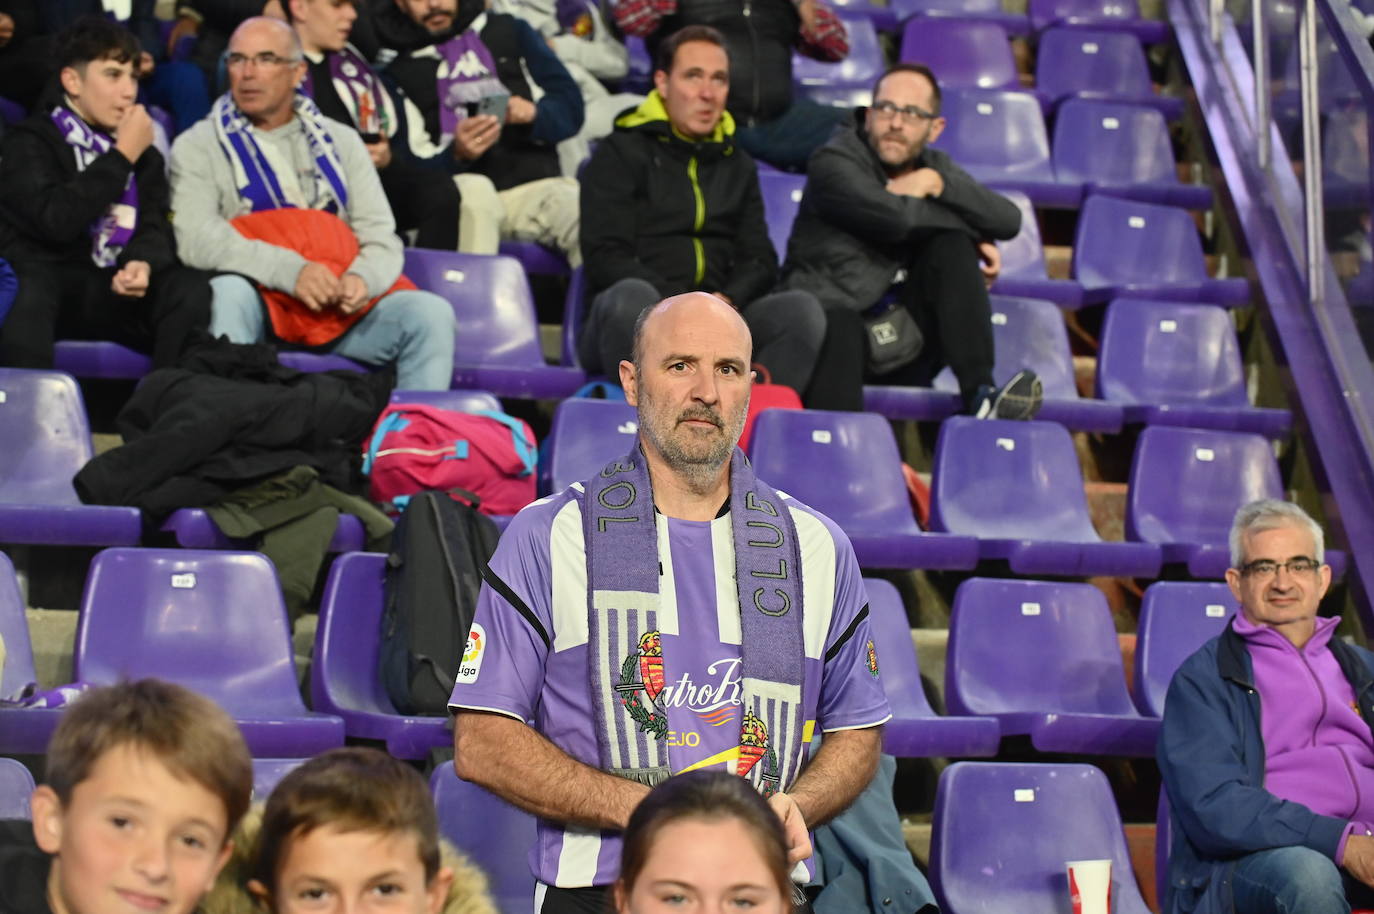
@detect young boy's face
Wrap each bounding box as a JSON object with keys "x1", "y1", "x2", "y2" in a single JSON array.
[
  {"x1": 258, "y1": 825, "x2": 453, "y2": 914},
  {"x1": 60, "y1": 55, "x2": 139, "y2": 134},
  {"x1": 30, "y1": 743, "x2": 233, "y2": 914}
]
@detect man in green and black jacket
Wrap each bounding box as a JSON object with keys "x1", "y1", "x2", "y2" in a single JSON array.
[{"x1": 577, "y1": 23, "x2": 824, "y2": 396}]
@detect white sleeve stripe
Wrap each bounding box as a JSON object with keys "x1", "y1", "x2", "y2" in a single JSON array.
[{"x1": 447, "y1": 703, "x2": 527, "y2": 722}]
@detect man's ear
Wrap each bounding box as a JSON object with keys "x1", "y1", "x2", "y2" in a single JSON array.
[
  {"x1": 926, "y1": 115, "x2": 946, "y2": 145},
  {"x1": 30, "y1": 785, "x2": 65, "y2": 854},
  {"x1": 619, "y1": 359, "x2": 639, "y2": 406},
  {"x1": 652, "y1": 68, "x2": 668, "y2": 100},
  {"x1": 1225, "y1": 567, "x2": 1243, "y2": 603},
  {"x1": 425, "y1": 865, "x2": 455, "y2": 914}
]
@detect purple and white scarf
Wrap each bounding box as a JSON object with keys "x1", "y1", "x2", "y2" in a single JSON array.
[
  {"x1": 301, "y1": 44, "x2": 397, "y2": 138},
  {"x1": 426, "y1": 21, "x2": 509, "y2": 136},
  {"x1": 52, "y1": 104, "x2": 139, "y2": 268},
  {"x1": 583, "y1": 446, "x2": 806, "y2": 795},
  {"x1": 210, "y1": 91, "x2": 348, "y2": 214}
]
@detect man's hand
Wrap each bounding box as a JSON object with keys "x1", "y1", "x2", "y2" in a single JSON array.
[
  {"x1": 294, "y1": 262, "x2": 341, "y2": 312},
  {"x1": 366, "y1": 136, "x2": 392, "y2": 170},
  {"x1": 1345, "y1": 834, "x2": 1374, "y2": 888},
  {"x1": 506, "y1": 96, "x2": 536, "y2": 125},
  {"x1": 886, "y1": 167, "x2": 944, "y2": 199},
  {"x1": 114, "y1": 104, "x2": 156, "y2": 164},
  {"x1": 111, "y1": 261, "x2": 151, "y2": 298},
  {"x1": 165, "y1": 14, "x2": 200, "y2": 58},
  {"x1": 768, "y1": 793, "x2": 813, "y2": 865},
  {"x1": 452, "y1": 114, "x2": 501, "y2": 160},
  {"x1": 262, "y1": 0, "x2": 287, "y2": 19},
  {"x1": 797, "y1": 0, "x2": 821, "y2": 32},
  {"x1": 977, "y1": 241, "x2": 1001, "y2": 286},
  {"x1": 338, "y1": 273, "x2": 370, "y2": 314},
  {"x1": 0, "y1": 13, "x2": 16, "y2": 48}
]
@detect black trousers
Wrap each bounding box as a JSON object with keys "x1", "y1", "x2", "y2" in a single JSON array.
[
  {"x1": 0, "y1": 259, "x2": 211, "y2": 369},
  {"x1": 379, "y1": 156, "x2": 462, "y2": 251},
  {"x1": 803, "y1": 229, "x2": 996, "y2": 412}
]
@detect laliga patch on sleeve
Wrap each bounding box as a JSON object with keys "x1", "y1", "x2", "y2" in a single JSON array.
[{"x1": 456, "y1": 623, "x2": 487, "y2": 684}]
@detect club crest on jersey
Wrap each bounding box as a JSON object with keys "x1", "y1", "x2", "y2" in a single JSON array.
[
  {"x1": 738, "y1": 711, "x2": 781, "y2": 796},
  {"x1": 617, "y1": 630, "x2": 668, "y2": 739},
  {"x1": 866, "y1": 639, "x2": 880, "y2": 678}
]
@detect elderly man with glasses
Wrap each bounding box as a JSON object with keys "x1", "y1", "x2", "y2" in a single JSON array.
[
  {"x1": 1159, "y1": 498, "x2": 1374, "y2": 914},
  {"x1": 778, "y1": 62, "x2": 1039, "y2": 419},
  {"x1": 169, "y1": 15, "x2": 456, "y2": 390}
]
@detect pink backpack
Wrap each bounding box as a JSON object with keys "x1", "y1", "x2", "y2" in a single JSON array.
[{"x1": 364, "y1": 403, "x2": 537, "y2": 517}]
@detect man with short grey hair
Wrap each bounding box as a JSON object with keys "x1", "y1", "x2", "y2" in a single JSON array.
[{"x1": 1159, "y1": 498, "x2": 1374, "y2": 914}]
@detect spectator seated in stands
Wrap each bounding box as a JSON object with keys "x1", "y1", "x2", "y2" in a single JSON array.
[
  {"x1": 0, "y1": 0, "x2": 56, "y2": 114},
  {"x1": 375, "y1": 0, "x2": 584, "y2": 263},
  {"x1": 610, "y1": 0, "x2": 849, "y2": 172},
  {"x1": 1159, "y1": 499, "x2": 1374, "y2": 914},
  {"x1": 779, "y1": 63, "x2": 1042, "y2": 418},
  {"x1": 578, "y1": 25, "x2": 825, "y2": 394},
  {"x1": 170, "y1": 16, "x2": 457, "y2": 390},
  {"x1": 0, "y1": 16, "x2": 212, "y2": 370},
  {"x1": 0, "y1": 679, "x2": 253, "y2": 914},
  {"x1": 288, "y1": 0, "x2": 464, "y2": 251}
]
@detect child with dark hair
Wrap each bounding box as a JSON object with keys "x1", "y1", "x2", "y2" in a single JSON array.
[
  {"x1": 0, "y1": 678, "x2": 254, "y2": 914},
  {"x1": 0, "y1": 15, "x2": 212, "y2": 371}
]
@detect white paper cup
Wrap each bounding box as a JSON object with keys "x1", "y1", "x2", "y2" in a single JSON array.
[{"x1": 1067, "y1": 858, "x2": 1112, "y2": 914}]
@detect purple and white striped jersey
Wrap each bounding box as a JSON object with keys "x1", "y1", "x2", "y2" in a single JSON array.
[{"x1": 448, "y1": 482, "x2": 892, "y2": 889}]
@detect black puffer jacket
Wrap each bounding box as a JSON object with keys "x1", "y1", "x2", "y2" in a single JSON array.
[
  {"x1": 781, "y1": 111, "x2": 1021, "y2": 311},
  {"x1": 579, "y1": 92, "x2": 777, "y2": 305}
]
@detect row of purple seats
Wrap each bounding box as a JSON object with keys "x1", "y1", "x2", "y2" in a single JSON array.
[
  {"x1": 840, "y1": 0, "x2": 1169, "y2": 42},
  {"x1": 0, "y1": 757, "x2": 34, "y2": 818}
]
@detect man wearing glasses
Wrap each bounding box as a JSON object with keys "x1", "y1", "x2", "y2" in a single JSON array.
[
  {"x1": 1159, "y1": 498, "x2": 1374, "y2": 914},
  {"x1": 779, "y1": 63, "x2": 1039, "y2": 418}
]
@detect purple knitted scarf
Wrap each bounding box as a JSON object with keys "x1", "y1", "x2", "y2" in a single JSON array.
[
  {"x1": 51, "y1": 105, "x2": 139, "y2": 268},
  {"x1": 583, "y1": 445, "x2": 806, "y2": 795},
  {"x1": 301, "y1": 44, "x2": 396, "y2": 138}
]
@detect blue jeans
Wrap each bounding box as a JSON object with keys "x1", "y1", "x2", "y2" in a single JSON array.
[
  {"x1": 1229, "y1": 846, "x2": 1374, "y2": 914},
  {"x1": 209, "y1": 274, "x2": 456, "y2": 390},
  {"x1": 734, "y1": 98, "x2": 849, "y2": 172}
]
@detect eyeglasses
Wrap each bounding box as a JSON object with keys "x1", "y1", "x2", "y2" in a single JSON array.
[
  {"x1": 1238, "y1": 557, "x2": 1323, "y2": 577},
  {"x1": 871, "y1": 99, "x2": 937, "y2": 124},
  {"x1": 226, "y1": 51, "x2": 301, "y2": 69}
]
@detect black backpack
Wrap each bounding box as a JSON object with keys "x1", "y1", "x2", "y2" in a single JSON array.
[{"x1": 379, "y1": 490, "x2": 501, "y2": 716}]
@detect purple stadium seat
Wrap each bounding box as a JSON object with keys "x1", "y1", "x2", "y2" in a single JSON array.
[
  {"x1": 865, "y1": 578, "x2": 1001, "y2": 756},
  {"x1": 1053, "y1": 101, "x2": 1212, "y2": 209},
  {"x1": 827, "y1": 0, "x2": 898, "y2": 32},
  {"x1": 402, "y1": 249, "x2": 585, "y2": 398},
  {"x1": 748, "y1": 410, "x2": 980, "y2": 570},
  {"x1": 1035, "y1": 27, "x2": 1183, "y2": 118},
  {"x1": 1124, "y1": 427, "x2": 1284, "y2": 578},
  {"x1": 74, "y1": 548, "x2": 345, "y2": 757},
  {"x1": 0, "y1": 96, "x2": 25, "y2": 125},
  {"x1": 497, "y1": 239, "x2": 569, "y2": 276},
  {"x1": 431, "y1": 764, "x2": 538, "y2": 914},
  {"x1": 560, "y1": 266, "x2": 589, "y2": 370},
  {"x1": 946, "y1": 578, "x2": 1161, "y2": 755},
  {"x1": 539, "y1": 398, "x2": 639, "y2": 495},
  {"x1": 802, "y1": 85, "x2": 875, "y2": 108},
  {"x1": 758, "y1": 170, "x2": 806, "y2": 261},
  {"x1": 622, "y1": 36, "x2": 652, "y2": 92},
  {"x1": 1095, "y1": 298, "x2": 1293, "y2": 436},
  {"x1": 795, "y1": 14, "x2": 885, "y2": 99},
  {"x1": 929, "y1": 417, "x2": 1162, "y2": 576},
  {"x1": 1072, "y1": 196, "x2": 1251, "y2": 305},
  {"x1": 52, "y1": 340, "x2": 152, "y2": 379},
  {"x1": 0, "y1": 758, "x2": 34, "y2": 818},
  {"x1": 159, "y1": 510, "x2": 365, "y2": 552},
  {"x1": 390, "y1": 389, "x2": 503, "y2": 412},
  {"x1": 1028, "y1": 0, "x2": 1170, "y2": 43},
  {"x1": 898, "y1": 20, "x2": 1021, "y2": 91},
  {"x1": 251, "y1": 758, "x2": 306, "y2": 802},
  {"x1": 891, "y1": 0, "x2": 1029, "y2": 34},
  {"x1": 932, "y1": 89, "x2": 1081, "y2": 208},
  {"x1": 989, "y1": 188, "x2": 1088, "y2": 307},
  {"x1": 312, "y1": 552, "x2": 451, "y2": 759},
  {"x1": 931, "y1": 762, "x2": 1154, "y2": 913},
  {"x1": 932, "y1": 294, "x2": 1123, "y2": 431},
  {"x1": 1133, "y1": 581, "x2": 1237, "y2": 716},
  {"x1": 0, "y1": 552, "x2": 65, "y2": 756},
  {"x1": 0, "y1": 369, "x2": 142, "y2": 546}
]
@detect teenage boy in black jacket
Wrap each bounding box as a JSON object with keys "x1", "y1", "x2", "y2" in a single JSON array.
[
  {"x1": 577, "y1": 24, "x2": 824, "y2": 394},
  {"x1": 0, "y1": 17, "x2": 210, "y2": 369}
]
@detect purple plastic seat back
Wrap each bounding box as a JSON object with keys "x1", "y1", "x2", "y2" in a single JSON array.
[
  {"x1": 929, "y1": 417, "x2": 1101, "y2": 541},
  {"x1": 758, "y1": 170, "x2": 806, "y2": 260},
  {"x1": 946, "y1": 577, "x2": 1140, "y2": 718},
  {"x1": 1053, "y1": 100, "x2": 1177, "y2": 188},
  {"x1": 898, "y1": 20, "x2": 1019, "y2": 90},
  {"x1": 0, "y1": 758, "x2": 35, "y2": 819},
  {"x1": 1030, "y1": 0, "x2": 1151, "y2": 34},
  {"x1": 0, "y1": 552, "x2": 38, "y2": 701},
  {"x1": 1134, "y1": 581, "x2": 1237, "y2": 716},
  {"x1": 313, "y1": 552, "x2": 395, "y2": 718},
  {"x1": 748, "y1": 409, "x2": 924, "y2": 537},
  {"x1": 996, "y1": 189, "x2": 1049, "y2": 279},
  {"x1": 389, "y1": 389, "x2": 503, "y2": 413},
  {"x1": 0, "y1": 370, "x2": 92, "y2": 507},
  {"x1": 891, "y1": 0, "x2": 1029, "y2": 32},
  {"x1": 794, "y1": 13, "x2": 884, "y2": 89},
  {"x1": 1125, "y1": 427, "x2": 1282, "y2": 546},
  {"x1": 542, "y1": 399, "x2": 639, "y2": 495},
  {"x1": 1072, "y1": 196, "x2": 1210, "y2": 290},
  {"x1": 251, "y1": 758, "x2": 306, "y2": 802},
  {"x1": 74, "y1": 549, "x2": 311, "y2": 719},
  {"x1": 932, "y1": 89, "x2": 1058, "y2": 186},
  {"x1": 934, "y1": 295, "x2": 1078, "y2": 399},
  {"x1": 1096, "y1": 299, "x2": 1249, "y2": 407},
  {"x1": 865, "y1": 578, "x2": 941, "y2": 719},
  {"x1": 431, "y1": 765, "x2": 538, "y2": 914},
  {"x1": 931, "y1": 761, "x2": 1152, "y2": 914},
  {"x1": 1036, "y1": 27, "x2": 1153, "y2": 102},
  {"x1": 402, "y1": 250, "x2": 544, "y2": 369}
]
